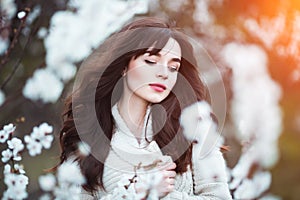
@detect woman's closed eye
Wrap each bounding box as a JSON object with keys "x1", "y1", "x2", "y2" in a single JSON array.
[
  {"x1": 169, "y1": 65, "x2": 179, "y2": 72},
  {"x1": 145, "y1": 59, "x2": 180, "y2": 72},
  {"x1": 145, "y1": 59, "x2": 157, "y2": 64}
]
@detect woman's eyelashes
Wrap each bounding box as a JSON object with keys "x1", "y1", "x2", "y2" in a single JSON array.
[
  {"x1": 144, "y1": 59, "x2": 157, "y2": 64},
  {"x1": 169, "y1": 65, "x2": 179, "y2": 72},
  {"x1": 144, "y1": 59, "x2": 180, "y2": 72}
]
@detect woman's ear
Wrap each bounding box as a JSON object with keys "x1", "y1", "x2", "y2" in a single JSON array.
[{"x1": 121, "y1": 67, "x2": 127, "y2": 77}]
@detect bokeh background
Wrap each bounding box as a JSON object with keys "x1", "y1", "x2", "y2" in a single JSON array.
[{"x1": 0, "y1": 0, "x2": 299, "y2": 199}]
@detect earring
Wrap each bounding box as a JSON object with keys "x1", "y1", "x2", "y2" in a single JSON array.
[{"x1": 122, "y1": 68, "x2": 127, "y2": 77}]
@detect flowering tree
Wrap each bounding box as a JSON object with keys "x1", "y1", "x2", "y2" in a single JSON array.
[{"x1": 1, "y1": 0, "x2": 299, "y2": 199}]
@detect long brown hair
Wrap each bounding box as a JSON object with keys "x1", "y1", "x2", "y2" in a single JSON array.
[{"x1": 59, "y1": 17, "x2": 207, "y2": 192}]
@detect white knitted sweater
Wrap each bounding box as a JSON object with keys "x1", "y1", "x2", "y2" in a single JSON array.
[{"x1": 80, "y1": 104, "x2": 232, "y2": 200}]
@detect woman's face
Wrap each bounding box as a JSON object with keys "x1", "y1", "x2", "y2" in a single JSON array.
[{"x1": 123, "y1": 37, "x2": 182, "y2": 104}]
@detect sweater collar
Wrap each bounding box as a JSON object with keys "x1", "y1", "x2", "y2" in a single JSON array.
[{"x1": 111, "y1": 103, "x2": 153, "y2": 148}]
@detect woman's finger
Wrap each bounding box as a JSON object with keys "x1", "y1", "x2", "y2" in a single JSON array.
[{"x1": 163, "y1": 170, "x2": 176, "y2": 178}]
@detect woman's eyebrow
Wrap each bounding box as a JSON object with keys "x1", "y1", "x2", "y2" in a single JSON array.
[
  {"x1": 171, "y1": 57, "x2": 181, "y2": 63},
  {"x1": 145, "y1": 51, "x2": 181, "y2": 63}
]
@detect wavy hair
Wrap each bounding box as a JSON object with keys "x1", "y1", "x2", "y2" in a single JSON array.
[{"x1": 59, "y1": 17, "x2": 207, "y2": 192}]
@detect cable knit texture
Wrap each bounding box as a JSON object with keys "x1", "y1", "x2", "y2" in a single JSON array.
[{"x1": 80, "y1": 104, "x2": 232, "y2": 199}]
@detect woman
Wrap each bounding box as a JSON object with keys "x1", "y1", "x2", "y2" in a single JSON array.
[{"x1": 59, "y1": 17, "x2": 232, "y2": 199}]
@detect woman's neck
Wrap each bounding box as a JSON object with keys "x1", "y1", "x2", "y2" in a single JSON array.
[{"x1": 117, "y1": 95, "x2": 149, "y2": 140}]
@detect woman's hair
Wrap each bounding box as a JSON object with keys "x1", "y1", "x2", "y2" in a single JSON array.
[{"x1": 59, "y1": 17, "x2": 207, "y2": 192}]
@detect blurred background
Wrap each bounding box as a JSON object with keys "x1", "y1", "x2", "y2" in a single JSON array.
[{"x1": 0, "y1": 0, "x2": 299, "y2": 199}]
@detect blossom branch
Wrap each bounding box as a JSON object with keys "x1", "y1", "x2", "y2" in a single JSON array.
[{"x1": 0, "y1": 8, "x2": 29, "y2": 72}]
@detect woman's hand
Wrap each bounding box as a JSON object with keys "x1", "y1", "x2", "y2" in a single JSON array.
[
  {"x1": 134, "y1": 162, "x2": 177, "y2": 199},
  {"x1": 156, "y1": 162, "x2": 177, "y2": 198}
]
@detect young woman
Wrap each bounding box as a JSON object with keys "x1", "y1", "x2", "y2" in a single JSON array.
[{"x1": 59, "y1": 17, "x2": 232, "y2": 199}]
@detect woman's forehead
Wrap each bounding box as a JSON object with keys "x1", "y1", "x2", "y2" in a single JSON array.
[{"x1": 145, "y1": 38, "x2": 182, "y2": 58}]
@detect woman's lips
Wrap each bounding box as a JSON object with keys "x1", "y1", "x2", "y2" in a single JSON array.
[{"x1": 149, "y1": 83, "x2": 166, "y2": 92}]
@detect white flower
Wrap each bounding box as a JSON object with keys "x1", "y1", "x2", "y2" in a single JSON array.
[
  {"x1": 0, "y1": 123, "x2": 16, "y2": 143},
  {"x1": 0, "y1": 130, "x2": 10, "y2": 143},
  {"x1": 78, "y1": 141, "x2": 91, "y2": 156},
  {"x1": 4, "y1": 164, "x2": 11, "y2": 174},
  {"x1": 17, "y1": 174, "x2": 29, "y2": 187},
  {"x1": 180, "y1": 101, "x2": 213, "y2": 142},
  {"x1": 51, "y1": 62, "x2": 77, "y2": 82},
  {"x1": 7, "y1": 137, "x2": 24, "y2": 152},
  {"x1": 135, "y1": 169, "x2": 162, "y2": 200},
  {"x1": 233, "y1": 171, "x2": 271, "y2": 199},
  {"x1": 8, "y1": 137, "x2": 24, "y2": 153},
  {"x1": 24, "y1": 135, "x2": 43, "y2": 156},
  {"x1": 13, "y1": 153, "x2": 22, "y2": 161},
  {"x1": 14, "y1": 164, "x2": 26, "y2": 174},
  {"x1": 223, "y1": 43, "x2": 282, "y2": 198},
  {"x1": 0, "y1": 123, "x2": 15, "y2": 143},
  {"x1": 54, "y1": 184, "x2": 82, "y2": 200},
  {"x1": 1, "y1": 149, "x2": 12, "y2": 163},
  {"x1": 2, "y1": 187, "x2": 28, "y2": 200},
  {"x1": 39, "y1": 194, "x2": 52, "y2": 200},
  {"x1": 38, "y1": 27, "x2": 48, "y2": 39},
  {"x1": 4, "y1": 173, "x2": 28, "y2": 189},
  {"x1": 0, "y1": 89, "x2": 5, "y2": 106},
  {"x1": 39, "y1": 173, "x2": 56, "y2": 191},
  {"x1": 39, "y1": 122, "x2": 54, "y2": 133},
  {"x1": 0, "y1": 0, "x2": 17, "y2": 20},
  {"x1": 23, "y1": 68, "x2": 64, "y2": 103},
  {"x1": 57, "y1": 159, "x2": 85, "y2": 185},
  {"x1": 25, "y1": 123, "x2": 54, "y2": 156},
  {"x1": 180, "y1": 101, "x2": 222, "y2": 157},
  {"x1": 53, "y1": 186, "x2": 72, "y2": 200},
  {"x1": 3, "y1": 123, "x2": 16, "y2": 134},
  {"x1": 40, "y1": 134, "x2": 54, "y2": 149}
]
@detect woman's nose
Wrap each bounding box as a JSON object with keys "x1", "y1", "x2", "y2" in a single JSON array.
[{"x1": 156, "y1": 65, "x2": 168, "y2": 80}]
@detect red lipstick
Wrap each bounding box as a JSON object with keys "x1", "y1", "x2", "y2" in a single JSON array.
[{"x1": 149, "y1": 83, "x2": 166, "y2": 92}]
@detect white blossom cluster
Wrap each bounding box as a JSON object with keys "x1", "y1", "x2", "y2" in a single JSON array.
[
  {"x1": 180, "y1": 101, "x2": 226, "y2": 178},
  {"x1": 0, "y1": 123, "x2": 15, "y2": 143},
  {"x1": 0, "y1": 122, "x2": 54, "y2": 200},
  {"x1": 0, "y1": 121, "x2": 88, "y2": 200},
  {"x1": 2, "y1": 164, "x2": 29, "y2": 200},
  {"x1": 22, "y1": 68, "x2": 64, "y2": 103},
  {"x1": 111, "y1": 168, "x2": 162, "y2": 200},
  {"x1": 0, "y1": 124, "x2": 21, "y2": 162},
  {"x1": 0, "y1": 0, "x2": 16, "y2": 19},
  {"x1": 222, "y1": 43, "x2": 282, "y2": 199},
  {"x1": 24, "y1": 122, "x2": 54, "y2": 156},
  {"x1": 135, "y1": 168, "x2": 162, "y2": 200},
  {"x1": 23, "y1": 0, "x2": 149, "y2": 103},
  {"x1": 39, "y1": 158, "x2": 86, "y2": 200},
  {"x1": 111, "y1": 174, "x2": 138, "y2": 199}
]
